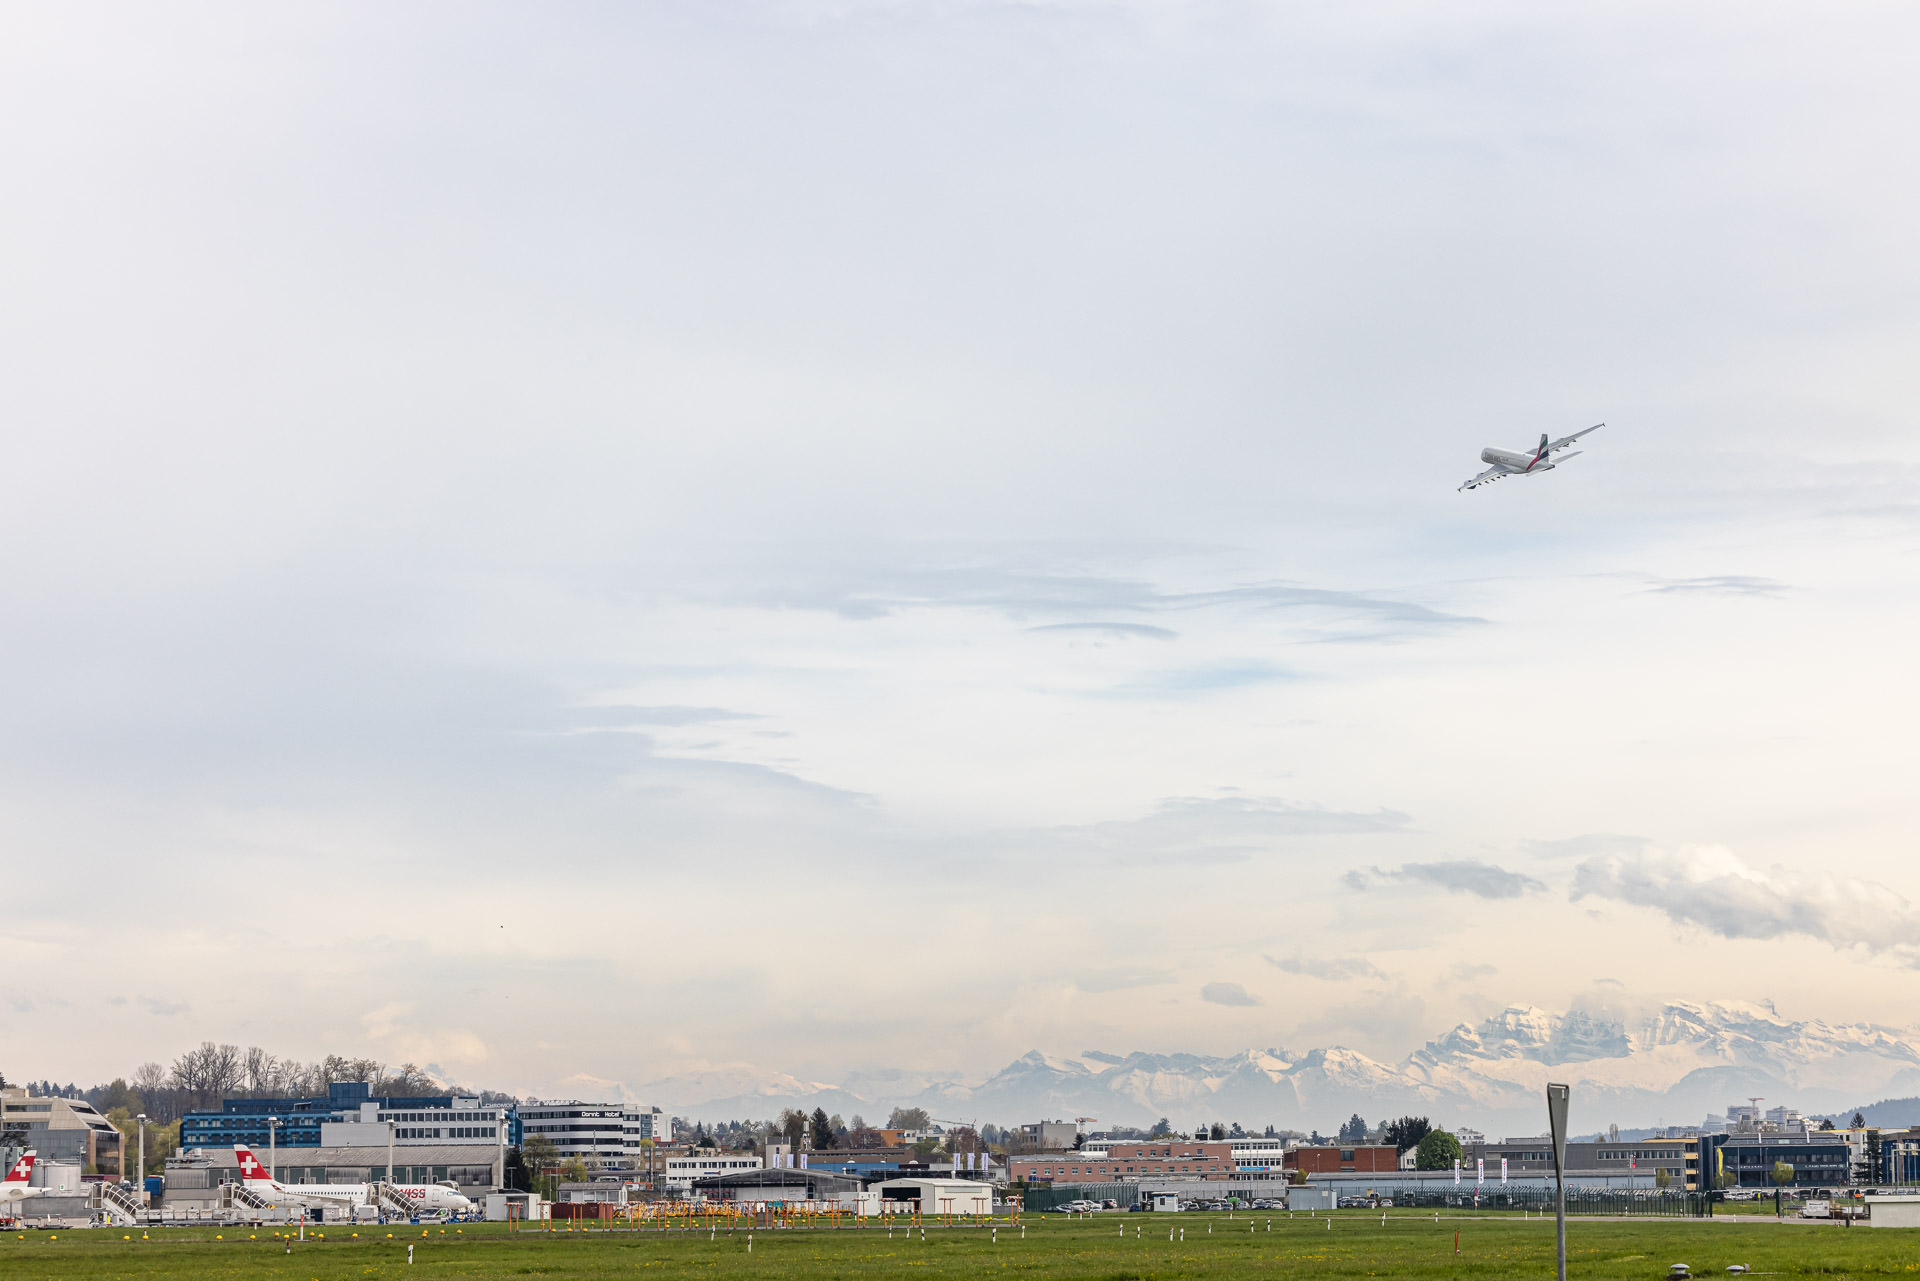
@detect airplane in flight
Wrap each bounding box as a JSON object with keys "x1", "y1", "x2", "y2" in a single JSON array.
[
  {"x1": 232, "y1": 1145, "x2": 475, "y2": 1214},
  {"x1": 1459, "y1": 423, "x2": 1603, "y2": 491},
  {"x1": 1, "y1": 1151, "x2": 43, "y2": 1206}
]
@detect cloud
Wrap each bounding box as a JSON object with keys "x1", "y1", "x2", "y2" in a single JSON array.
[
  {"x1": 1522, "y1": 833, "x2": 1649, "y2": 861},
  {"x1": 1571, "y1": 845, "x2": 1920, "y2": 957},
  {"x1": 1201, "y1": 981, "x2": 1261, "y2": 1007},
  {"x1": 1642, "y1": 575, "x2": 1790, "y2": 597},
  {"x1": 137, "y1": 996, "x2": 190, "y2": 1016},
  {"x1": 1076, "y1": 968, "x2": 1177, "y2": 993},
  {"x1": 564, "y1": 705, "x2": 759, "y2": 728},
  {"x1": 1347, "y1": 860, "x2": 1546, "y2": 899},
  {"x1": 1112, "y1": 660, "x2": 1298, "y2": 695},
  {"x1": 1027, "y1": 622, "x2": 1177, "y2": 641},
  {"x1": 714, "y1": 564, "x2": 1481, "y2": 643},
  {"x1": 1264, "y1": 953, "x2": 1387, "y2": 982},
  {"x1": 1050, "y1": 796, "x2": 1412, "y2": 866}
]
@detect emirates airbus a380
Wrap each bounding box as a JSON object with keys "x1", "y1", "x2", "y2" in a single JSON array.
[
  {"x1": 232, "y1": 1145, "x2": 474, "y2": 1213},
  {"x1": 1459, "y1": 423, "x2": 1603, "y2": 490}
]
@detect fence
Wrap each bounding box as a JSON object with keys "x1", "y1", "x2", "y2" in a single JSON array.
[
  {"x1": 1017, "y1": 1180, "x2": 1708, "y2": 1218},
  {"x1": 1351, "y1": 1187, "x2": 1709, "y2": 1218}
]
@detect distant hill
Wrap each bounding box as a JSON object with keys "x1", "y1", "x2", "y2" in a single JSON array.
[{"x1": 1830, "y1": 1097, "x2": 1920, "y2": 1129}]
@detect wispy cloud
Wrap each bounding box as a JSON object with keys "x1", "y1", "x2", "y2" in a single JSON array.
[
  {"x1": 1346, "y1": 860, "x2": 1546, "y2": 899},
  {"x1": 1571, "y1": 845, "x2": 1920, "y2": 959},
  {"x1": 1264, "y1": 953, "x2": 1387, "y2": 982},
  {"x1": 1048, "y1": 796, "x2": 1412, "y2": 866},
  {"x1": 1522, "y1": 833, "x2": 1648, "y2": 861},
  {"x1": 1201, "y1": 981, "x2": 1261, "y2": 1007},
  {"x1": 564, "y1": 705, "x2": 760, "y2": 728},
  {"x1": 1076, "y1": 967, "x2": 1177, "y2": 993},
  {"x1": 1027, "y1": 622, "x2": 1177, "y2": 641},
  {"x1": 1642, "y1": 575, "x2": 1790, "y2": 597},
  {"x1": 711, "y1": 564, "x2": 1481, "y2": 642},
  {"x1": 138, "y1": 996, "x2": 190, "y2": 1016}
]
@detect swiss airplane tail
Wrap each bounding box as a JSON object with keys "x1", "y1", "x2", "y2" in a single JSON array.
[
  {"x1": 3, "y1": 1151, "x2": 34, "y2": 1184},
  {"x1": 233, "y1": 1144, "x2": 277, "y2": 1182}
]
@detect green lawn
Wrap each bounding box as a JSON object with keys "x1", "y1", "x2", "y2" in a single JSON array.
[{"x1": 2, "y1": 1211, "x2": 1911, "y2": 1280}]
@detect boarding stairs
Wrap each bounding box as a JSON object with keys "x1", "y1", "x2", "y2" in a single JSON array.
[
  {"x1": 95, "y1": 1181, "x2": 143, "y2": 1226},
  {"x1": 368, "y1": 1182, "x2": 421, "y2": 1218},
  {"x1": 226, "y1": 1181, "x2": 274, "y2": 1211}
]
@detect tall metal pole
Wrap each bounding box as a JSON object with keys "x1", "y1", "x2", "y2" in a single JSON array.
[
  {"x1": 268, "y1": 1116, "x2": 279, "y2": 1182},
  {"x1": 136, "y1": 1114, "x2": 148, "y2": 1203},
  {"x1": 1547, "y1": 1084, "x2": 1570, "y2": 1281},
  {"x1": 388, "y1": 1119, "x2": 397, "y2": 1188}
]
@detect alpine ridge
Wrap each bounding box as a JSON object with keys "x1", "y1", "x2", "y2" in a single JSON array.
[{"x1": 646, "y1": 1001, "x2": 1920, "y2": 1132}]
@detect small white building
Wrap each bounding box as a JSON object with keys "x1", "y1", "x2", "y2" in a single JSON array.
[
  {"x1": 876, "y1": 1178, "x2": 993, "y2": 1216},
  {"x1": 665, "y1": 1153, "x2": 764, "y2": 1190},
  {"x1": 1867, "y1": 1195, "x2": 1920, "y2": 1228}
]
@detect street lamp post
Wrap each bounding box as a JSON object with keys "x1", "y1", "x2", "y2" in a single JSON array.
[
  {"x1": 388, "y1": 1119, "x2": 397, "y2": 1190},
  {"x1": 1547, "y1": 1083, "x2": 1570, "y2": 1281},
  {"x1": 135, "y1": 1113, "x2": 149, "y2": 1205},
  {"x1": 267, "y1": 1117, "x2": 281, "y2": 1183}
]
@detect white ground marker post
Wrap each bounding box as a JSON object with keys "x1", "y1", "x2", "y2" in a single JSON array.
[{"x1": 1547, "y1": 1082, "x2": 1571, "y2": 1281}]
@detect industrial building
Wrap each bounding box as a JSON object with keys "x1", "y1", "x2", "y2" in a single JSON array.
[
  {"x1": 688, "y1": 1166, "x2": 866, "y2": 1206},
  {"x1": 0, "y1": 1087, "x2": 125, "y2": 1175},
  {"x1": 876, "y1": 1177, "x2": 993, "y2": 1215},
  {"x1": 1008, "y1": 1141, "x2": 1235, "y2": 1184},
  {"x1": 1286, "y1": 1145, "x2": 1399, "y2": 1174},
  {"x1": 178, "y1": 1080, "x2": 521, "y2": 1151}
]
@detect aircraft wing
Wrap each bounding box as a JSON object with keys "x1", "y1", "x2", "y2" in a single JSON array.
[
  {"x1": 1458, "y1": 464, "x2": 1513, "y2": 491},
  {"x1": 1544, "y1": 422, "x2": 1603, "y2": 454}
]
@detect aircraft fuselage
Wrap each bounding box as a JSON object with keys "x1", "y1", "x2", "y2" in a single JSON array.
[{"x1": 1481, "y1": 446, "x2": 1548, "y2": 471}]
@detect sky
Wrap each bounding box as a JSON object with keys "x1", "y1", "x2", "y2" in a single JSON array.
[{"x1": 3, "y1": 1, "x2": 1918, "y2": 1109}]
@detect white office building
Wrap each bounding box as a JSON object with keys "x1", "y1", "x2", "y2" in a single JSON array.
[
  {"x1": 664, "y1": 1152, "x2": 765, "y2": 1190},
  {"x1": 520, "y1": 1101, "x2": 666, "y2": 1169},
  {"x1": 320, "y1": 1098, "x2": 512, "y2": 1147}
]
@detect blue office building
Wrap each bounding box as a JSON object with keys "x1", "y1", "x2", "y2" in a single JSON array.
[{"x1": 180, "y1": 1081, "x2": 521, "y2": 1151}]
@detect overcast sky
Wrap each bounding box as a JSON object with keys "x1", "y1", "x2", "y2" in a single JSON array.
[{"x1": 4, "y1": 1, "x2": 1918, "y2": 1105}]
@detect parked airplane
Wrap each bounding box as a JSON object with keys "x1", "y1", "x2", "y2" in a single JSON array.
[
  {"x1": 1, "y1": 1151, "x2": 43, "y2": 1204},
  {"x1": 1459, "y1": 423, "x2": 1603, "y2": 490},
  {"x1": 232, "y1": 1145, "x2": 474, "y2": 1213}
]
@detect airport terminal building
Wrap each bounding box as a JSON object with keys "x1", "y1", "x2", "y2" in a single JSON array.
[{"x1": 178, "y1": 1081, "x2": 521, "y2": 1152}]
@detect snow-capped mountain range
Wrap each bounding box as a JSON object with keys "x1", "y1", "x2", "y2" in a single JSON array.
[{"x1": 639, "y1": 1002, "x2": 1920, "y2": 1133}]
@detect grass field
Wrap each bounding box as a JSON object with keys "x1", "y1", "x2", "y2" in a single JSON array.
[{"x1": 1, "y1": 1211, "x2": 1910, "y2": 1280}]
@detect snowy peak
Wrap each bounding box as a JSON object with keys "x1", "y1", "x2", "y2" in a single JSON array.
[{"x1": 650, "y1": 1000, "x2": 1920, "y2": 1132}]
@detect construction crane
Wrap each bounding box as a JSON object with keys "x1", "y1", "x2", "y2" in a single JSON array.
[{"x1": 1075, "y1": 1117, "x2": 1099, "y2": 1131}]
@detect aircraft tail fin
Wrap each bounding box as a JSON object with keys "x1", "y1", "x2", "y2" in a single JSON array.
[
  {"x1": 4, "y1": 1151, "x2": 34, "y2": 1184},
  {"x1": 234, "y1": 1144, "x2": 276, "y2": 1181}
]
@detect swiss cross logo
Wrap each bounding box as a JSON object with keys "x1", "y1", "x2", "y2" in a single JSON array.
[
  {"x1": 237, "y1": 1153, "x2": 263, "y2": 1177},
  {"x1": 7, "y1": 1157, "x2": 29, "y2": 1181}
]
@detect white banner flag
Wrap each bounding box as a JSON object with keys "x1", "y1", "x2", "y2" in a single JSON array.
[
  {"x1": 1501, "y1": 1157, "x2": 1508, "y2": 1184},
  {"x1": 1453, "y1": 1158, "x2": 1460, "y2": 1184},
  {"x1": 800, "y1": 1153, "x2": 809, "y2": 1169},
  {"x1": 1476, "y1": 1157, "x2": 1484, "y2": 1185}
]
